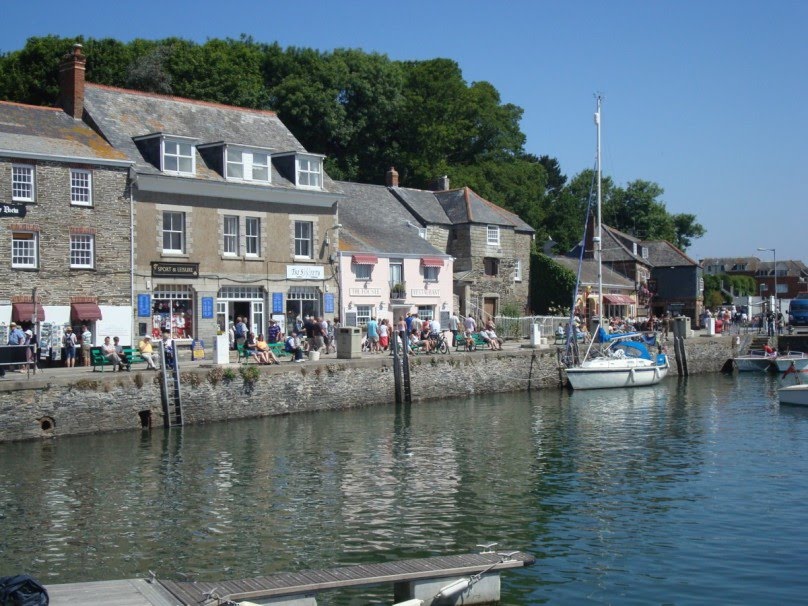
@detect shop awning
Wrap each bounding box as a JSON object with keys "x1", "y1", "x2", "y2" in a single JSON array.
[
  {"x1": 71, "y1": 302, "x2": 103, "y2": 321},
  {"x1": 603, "y1": 294, "x2": 634, "y2": 305},
  {"x1": 11, "y1": 302, "x2": 45, "y2": 323},
  {"x1": 352, "y1": 254, "x2": 378, "y2": 265},
  {"x1": 420, "y1": 257, "x2": 444, "y2": 267}
]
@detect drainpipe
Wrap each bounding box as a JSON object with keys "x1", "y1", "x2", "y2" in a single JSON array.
[{"x1": 130, "y1": 171, "x2": 135, "y2": 342}]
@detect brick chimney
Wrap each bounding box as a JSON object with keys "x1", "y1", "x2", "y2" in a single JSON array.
[
  {"x1": 385, "y1": 166, "x2": 399, "y2": 187},
  {"x1": 428, "y1": 175, "x2": 450, "y2": 191},
  {"x1": 59, "y1": 43, "x2": 86, "y2": 119}
]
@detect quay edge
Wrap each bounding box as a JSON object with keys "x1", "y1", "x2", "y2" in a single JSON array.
[{"x1": 0, "y1": 337, "x2": 735, "y2": 443}]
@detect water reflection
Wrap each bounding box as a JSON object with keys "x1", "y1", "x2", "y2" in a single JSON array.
[{"x1": 1, "y1": 375, "x2": 808, "y2": 604}]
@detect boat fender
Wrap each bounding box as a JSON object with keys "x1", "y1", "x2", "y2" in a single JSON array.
[{"x1": 629, "y1": 368, "x2": 636, "y2": 383}]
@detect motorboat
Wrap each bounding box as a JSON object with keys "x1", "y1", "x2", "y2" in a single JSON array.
[
  {"x1": 778, "y1": 384, "x2": 808, "y2": 406},
  {"x1": 733, "y1": 349, "x2": 776, "y2": 372},
  {"x1": 773, "y1": 351, "x2": 808, "y2": 373}
]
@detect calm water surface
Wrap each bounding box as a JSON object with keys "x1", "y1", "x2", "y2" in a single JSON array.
[{"x1": 1, "y1": 374, "x2": 807, "y2": 604}]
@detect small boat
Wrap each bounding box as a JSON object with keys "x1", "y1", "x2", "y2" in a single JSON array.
[
  {"x1": 778, "y1": 384, "x2": 808, "y2": 406},
  {"x1": 562, "y1": 97, "x2": 669, "y2": 390},
  {"x1": 773, "y1": 351, "x2": 808, "y2": 373},
  {"x1": 733, "y1": 349, "x2": 775, "y2": 372}
]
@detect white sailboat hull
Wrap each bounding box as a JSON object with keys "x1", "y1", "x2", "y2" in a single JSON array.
[
  {"x1": 778, "y1": 384, "x2": 808, "y2": 406},
  {"x1": 566, "y1": 358, "x2": 670, "y2": 390}
]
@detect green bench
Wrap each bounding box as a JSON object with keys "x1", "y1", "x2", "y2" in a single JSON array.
[
  {"x1": 455, "y1": 332, "x2": 488, "y2": 352},
  {"x1": 237, "y1": 342, "x2": 290, "y2": 363},
  {"x1": 91, "y1": 346, "x2": 148, "y2": 371}
]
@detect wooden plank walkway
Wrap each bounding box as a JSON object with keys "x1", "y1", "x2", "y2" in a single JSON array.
[
  {"x1": 46, "y1": 579, "x2": 178, "y2": 606},
  {"x1": 158, "y1": 551, "x2": 535, "y2": 605}
]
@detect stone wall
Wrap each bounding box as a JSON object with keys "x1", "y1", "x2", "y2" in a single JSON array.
[
  {"x1": 0, "y1": 159, "x2": 131, "y2": 305},
  {"x1": 0, "y1": 336, "x2": 737, "y2": 443}
]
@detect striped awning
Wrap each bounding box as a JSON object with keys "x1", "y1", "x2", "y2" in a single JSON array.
[
  {"x1": 420, "y1": 257, "x2": 444, "y2": 267},
  {"x1": 352, "y1": 254, "x2": 378, "y2": 265},
  {"x1": 11, "y1": 302, "x2": 45, "y2": 322},
  {"x1": 603, "y1": 294, "x2": 634, "y2": 305}
]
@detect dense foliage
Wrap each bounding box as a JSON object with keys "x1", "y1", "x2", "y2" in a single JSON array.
[
  {"x1": 703, "y1": 273, "x2": 757, "y2": 308},
  {"x1": 0, "y1": 35, "x2": 705, "y2": 252},
  {"x1": 530, "y1": 253, "x2": 578, "y2": 315}
]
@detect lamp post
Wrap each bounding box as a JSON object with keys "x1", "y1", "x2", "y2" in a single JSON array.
[{"x1": 757, "y1": 247, "x2": 777, "y2": 313}]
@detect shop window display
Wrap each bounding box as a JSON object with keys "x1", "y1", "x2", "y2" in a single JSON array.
[{"x1": 152, "y1": 291, "x2": 194, "y2": 339}]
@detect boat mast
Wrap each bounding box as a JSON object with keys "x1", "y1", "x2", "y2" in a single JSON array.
[{"x1": 594, "y1": 95, "x2": 603, "y2": 335}]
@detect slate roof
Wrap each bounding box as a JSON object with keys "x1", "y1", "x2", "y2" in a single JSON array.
[
  {"x1": 435, "y1": 187, "x2": 534, "y2": 233},
  {"x1": 390, "y1": 185, "x2": 534, "y2": 233},
  {"x1": 700, "y1": 257, "x2": 761, "y2": 272},
  {"x1": 552, "y1": 256, "x2": 634, "y2": 289},
  {"x1": 83, "y1": 84, "x2": 339, "y2": 192},
  {"x1": 390, "y1": 187, "x2": 451, "y2": 225},
  {"x1": 643, "y1": 240, "x2": 699, "y2": 267},
  {"x1": 336, "y1": 181, "x2": 449, "y2": 257},
  {"x1": 0, "y1": 101, "x2": 128, "y2": 162}
]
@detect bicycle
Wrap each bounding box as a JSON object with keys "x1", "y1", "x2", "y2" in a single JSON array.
[{"x1": 429, "y1": 332, "x2": 451, "y2": 355}]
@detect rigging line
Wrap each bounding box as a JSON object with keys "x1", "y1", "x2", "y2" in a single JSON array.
[{"x1": 565, "y1": 162, "x2": 597, "y2": 365}]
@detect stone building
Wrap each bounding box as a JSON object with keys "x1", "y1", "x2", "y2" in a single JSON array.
[
  {"x1": 385, "y1": 169, "x2": 534, "y2": 319},
  {"x1": 59, "y1": 45, "x2": 344, "y2": 344},
  {"x1": 0, "y1": 95, "x2": 132, "y2": 346}
]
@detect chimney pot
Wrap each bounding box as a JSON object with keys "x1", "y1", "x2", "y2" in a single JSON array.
[
  {"x1": 428, "y1": 175, "x2": 450, "y2": 191},
  {"x1": 59, "y1": 43, "x2": 87, "y2": 119},
  {"x1": 386, "y1": 166, "x2": 399, "y2": 187}
]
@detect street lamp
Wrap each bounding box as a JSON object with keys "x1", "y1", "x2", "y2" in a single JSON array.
[{"x1": 757, "y1": 247, "x2": 777, "y2": 312}]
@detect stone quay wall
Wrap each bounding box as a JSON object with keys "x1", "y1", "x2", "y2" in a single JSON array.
[{"x1": 0, "y1": 336, "x2": 736, "y2": 443}]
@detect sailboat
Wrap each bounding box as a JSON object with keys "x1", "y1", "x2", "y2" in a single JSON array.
[{"x1": 564, "y1": 96, "x2": 670, "y2": 390}]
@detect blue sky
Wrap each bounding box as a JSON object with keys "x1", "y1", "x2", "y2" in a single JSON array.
[{"x1": 3, "y1": 0, "x2": 806, "y2": 263}]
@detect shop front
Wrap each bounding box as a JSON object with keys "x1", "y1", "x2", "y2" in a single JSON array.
[{"x1": 216, "y1": 285, "x2": 265, "y2": 337}]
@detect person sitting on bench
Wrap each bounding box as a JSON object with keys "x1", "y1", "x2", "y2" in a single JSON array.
[{"x1": 102, "y1": 336, "x2": 126, "y2": 371}]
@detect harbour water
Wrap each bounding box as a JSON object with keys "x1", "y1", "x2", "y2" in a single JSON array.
[{"x1": 1, "y1": 373, "x2": 807, "y2": 604}]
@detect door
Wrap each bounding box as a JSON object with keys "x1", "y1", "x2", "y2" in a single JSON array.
[
  {"x1": 484, "y1": 297, "x2": 497, "y2": 319},
  {"x1": 251, "y1": 300, "x2": 265, "y2": 337}
]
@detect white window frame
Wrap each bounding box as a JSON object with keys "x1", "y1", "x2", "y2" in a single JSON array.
[
  {"x1": 297, "y1": 156, "x2": 322, "y2": 189},
  {"x1": 423, "y1": 266, "x2": 439, "y2": 282},
  {"x1": 162, "y1": 211, "x2": 186, "y2": 254},
  {"x1": 417, "y1": 227, "x2": 427, "y2": 239},
  {"x1": 70, "y1": 169, "x2": 93, "y2": 206},
  {"x1": 245, "y1": 217, "x2": 260, "y2": 257},
  {"x1": 294, "y1": 220, "x2": 313, "y2": 258},
  {"x1": 487, "y1": 225, "x2": 500, "y2": 246},
  {"x1": 223, "y1": 215, "x2": 240, "y2": 256},
  {"x1": 11, "y1": 231, "x2": 38, "y2": 268},
  {"x1": 226, "y1": 148, "x2": 270, "y2": 183},
  {"x1": 354, "y1": 264, "x2": 373, "y2": 281},
  {"x1": 12, "y1": 165, "x2": 34, "y2": 202},
  {"x1": 355, "y1": 305, "x2": 373, "y2": 326},
  {"x1": 162, "y1": 139, "x2": 195, "y2": 175},
  {"x1": 70, "y1": 233, "x2": 95, "y2": 268},
  {"x1": 417, "y1": 306, "x2": 435, "y2": 322},
  {"x1": 641, "y1": 246, "x2": 649, "y2": 259},
  {"x1": 514, "y1": 258, "x2": 522, "y2": 282}
]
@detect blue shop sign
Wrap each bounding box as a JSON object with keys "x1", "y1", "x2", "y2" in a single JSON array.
[
  {"x1": 201, "y1": 297, "x2": 214, "y2": 319},
  {"x1": 137, "y1": 294, "x2": 151, "y2": 317},
  {"x1": 324, "y1": 293, "x2": 335, "y2": 314},
  {"x1": 272, "y1": 292, "x2": 284, "y2": 313}
]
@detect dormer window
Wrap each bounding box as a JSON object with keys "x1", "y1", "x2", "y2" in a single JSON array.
[
  {"x1": 226, "y1": 147, "x2": 270, "y2": 182},
  {"x1": 297, "y1": 155, "x2": 322, "y2": 189},
  {"x1": 134, "y1": 133, "x2": 197, "y2": 175},
  {"x1": 163, "y1": 139, "x2": 195, "y2": 174},
  {"x1": 641, "y1": 246, "x2": 648, "y2": 259}
]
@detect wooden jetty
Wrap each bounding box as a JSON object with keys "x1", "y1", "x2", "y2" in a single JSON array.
[{"x1": 46, "y1": 550, "x2": 535, "y2": 605}]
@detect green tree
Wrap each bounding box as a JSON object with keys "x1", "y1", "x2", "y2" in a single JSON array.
[
  {"x1": 604, "y1": 179, "x2": 675, "y2": 241},
  {"x1": 672, "y1": 213, "x2": 706, "y2": 251},
  {"x1": 530, "y1": 252, "x2": 578, "y2": 315}
]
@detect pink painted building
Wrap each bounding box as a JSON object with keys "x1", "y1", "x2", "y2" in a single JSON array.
[{"x1": 336, "y1": 181, "x2": 453, "y2": 327}]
